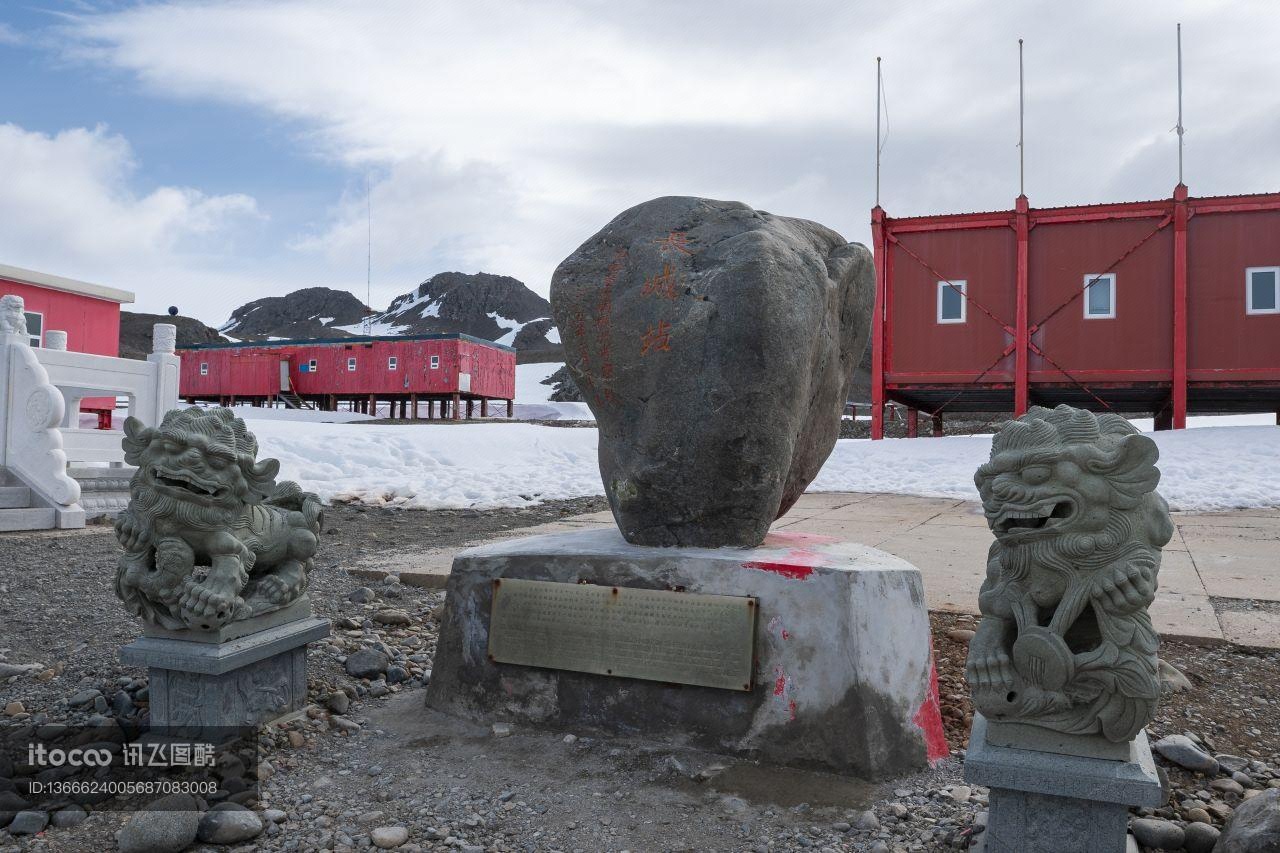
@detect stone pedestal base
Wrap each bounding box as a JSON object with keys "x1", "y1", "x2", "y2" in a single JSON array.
[
  {"x1": 965, "y1": 714, "x2": 1162, "y2": 853},
  {"x1": 121, "y1": 616, "x2": 330, "y2": 729},
  {"x1": 425, "y1": 527, "x2": 945, "y2": 779}
]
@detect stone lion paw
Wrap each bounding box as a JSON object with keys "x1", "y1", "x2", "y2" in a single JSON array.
[
  {"x1": 255, "y1": 573, "x2": 300, "y2": 605},
  {"x1": 178, "y1": 576, "x2": 243, "y2": 627},
  {"x1": 965, "y1": 650, "x2": 1015, "y2": 688}
]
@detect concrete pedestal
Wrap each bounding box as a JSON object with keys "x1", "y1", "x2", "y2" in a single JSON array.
[
  {"x1": 964, "y1": 714, "x2": 1162, "y2": 853},
  {"x1": 425, "y1": 527, "x2": 945, "y2": 778},
  {"x1": 121, "y1": 616, "x2": 330, "y2": 729}
]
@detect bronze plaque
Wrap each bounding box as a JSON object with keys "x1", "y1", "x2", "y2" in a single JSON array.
[{"x1": 488, "y1": 579, "x2": 756, "y2": 691}]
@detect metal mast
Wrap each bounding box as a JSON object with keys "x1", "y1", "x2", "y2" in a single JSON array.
[
  {"x1": 1176, "y1": 23, "x2": 1185, "y2": 185},
  {"x1": 1018, "y1": 38, "x2": 1025, "y2": 196}
]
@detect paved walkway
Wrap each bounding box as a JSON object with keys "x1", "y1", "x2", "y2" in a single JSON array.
[{"x1": 362, "y1": 493, "x2": 1280, "y2": 649}]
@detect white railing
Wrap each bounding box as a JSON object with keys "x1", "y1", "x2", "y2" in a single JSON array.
[{"x1": 0, "y1": 294, "x2": 180, "y2": 527}]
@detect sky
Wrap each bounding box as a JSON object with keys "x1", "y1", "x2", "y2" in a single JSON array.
[{"x1": 1, "y1": 1, "x2": 1277, "y2": 327}]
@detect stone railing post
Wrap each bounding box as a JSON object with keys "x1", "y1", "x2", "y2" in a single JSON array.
[
  {"x1": 143, "y1": 323, "x2": 181, "y2": 425},
  {"x1": 0, "y1": 294, "x2": 84, "y2": 527}
]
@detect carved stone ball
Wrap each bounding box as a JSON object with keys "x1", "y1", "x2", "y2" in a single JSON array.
[{"x1": 551, "y1": 196, "x2": 874, "y2": 548}]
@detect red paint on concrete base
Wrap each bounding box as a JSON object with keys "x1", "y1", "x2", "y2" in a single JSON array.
[
  {"x1": 743, "y1": 532, "x2": 842, "y2": 581},
  {"x1": 742, "y1": 561, "x2": 814, "y2": 580},
  {"x1": 912, "y1": 657, "x2": 949, "y2": 765}
]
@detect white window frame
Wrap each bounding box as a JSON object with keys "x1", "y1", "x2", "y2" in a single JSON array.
[
  {"x1": 387, "y1": 356, "x2": 398, "y2": 370},
  {"x1": 936, "y1": 280, "x2": 967, "y2": 324},
  {"x1": 24, "y1": 311, "x2": 43, "y2": 347},
  {"x1": 430, "y1": 355, "x2": 440, "y2": 369},
  {"x1": 1245, "y1": 266, "x2": 1280, "y2": 315},
  {"x1": 347, "y1": 356, "x2": 357, "y2": 372},
  {"x1": 1083, "y1": 273, "x2": 1116, "y2": 319},
  {"x1": 308, "y1": 359, "x2": 318, "y2": 372},
  {"x1": 199, "y1": 362, "x2": 209, "y2": 376}
]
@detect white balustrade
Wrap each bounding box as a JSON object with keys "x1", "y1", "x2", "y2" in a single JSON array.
[{"x1": 0, "y1": 293, "x2": 181, "y2": 527}]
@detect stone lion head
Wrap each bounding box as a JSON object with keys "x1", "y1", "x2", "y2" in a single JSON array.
[
  {"x1": 975, "y1": 405, "x2": 1173, "y2": 567},
  {"x1": 123, "y1": 407, "x2": 279, "y2": 526}
]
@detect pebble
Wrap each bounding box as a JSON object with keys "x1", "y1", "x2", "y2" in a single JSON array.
[
  {"x1": 7, "y1": 810, "x2": 49, "y2": 836},
  {"x1": 1130, "y1": 817, "x2": 1184, "y2": 850},
  {"x1": 51, "y1": 804, "x2": 88, "y2": 828},
  {"x1": 373, "y1": 608, "x2": 412, "y2": 626},
  {"x1": 492, "y1": 722, "x2": 513, "y2": 738},
  {"x1": 949, "y1": 785, "x2": 972, "y2": 802},
  {"x1": 348, "y1": 587, "x2": 376, "y2": 603},
  {"x1": 116, "y1": 793, "x2": 200, "y2": 853},
  {"x1": 371, "y1": 825, "x2": 410, "y2": 849},
  {"x1": 946, "y1": 628, "x2": 976, "y2": 643},
  {"x1": 1217, "y1": 754, "x2": 1250, "y2": 773},
  {"x1": 855, "y1": 809, "x2": 880, "y2": 830},
  {"x1": 197, "y1": 803, "x2": 265, "y2": 843},
  {"x1": 1154, "y1": 734, "x2": 1220, "y2": 774},
  {"x1": 1211, "y1": 777, "x2": 1245, "y2": 796},
  {"x1": 345, "y1": 648, "x2": 390, "y2": 679},
  {"x1": 326, "y1": 690, "x2": 351, "y2": 714},
  {"x1": 1182, "y1": 821, "x2": 1220, "y2": 853},
  {"x1": 263, "y1": 808, "x2": 288, "y2": 823},
  {"x1": 3, "y1": 701, "x2": 24, "y2": 716},
  {"x1": 1185, "y1": 806, "x2": 1213, "y2": 823}
]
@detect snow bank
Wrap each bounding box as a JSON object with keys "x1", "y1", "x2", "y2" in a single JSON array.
[
  {"x1": 813, "y1": 425, "x2": 1280, "y2": 512},
  {"x1": 252, "y1": 421, "x2": 602, "y2": 509}
]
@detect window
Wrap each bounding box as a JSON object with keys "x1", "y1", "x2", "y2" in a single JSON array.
[
  {"x1": 387, "y1": 356, "x2": 398, "y2": 370},
  {"x1": 347, "y1": 357, "x2": 357, "y2": 372},
  {"x1": 1083, "y1": 273, "x2": 1116, "y2": 319},
  {"x1": 23, "y1": 311, "x2": 42, "y2": 347},
  {"x1": 308, "y1": 359, "x2": 318, "y2": 372},
  {"x1": 199, "y1": 362, "x2": 209, "y2": 376},
  {"x1": 430, "y1": 355, "x2": 440, "y2": 369},
  {"x1": 1246, "y1": 267, "x2": 1280, "y2": 315},
  {"x1": 936, "y1": 280, "x2": 967, "y2": 324}
]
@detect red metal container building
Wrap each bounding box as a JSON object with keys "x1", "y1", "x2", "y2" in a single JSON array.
[
  {"x1": 179, "y1": 334, "x2": 517, "y2": 419},
  {"x1": 868, "y1": 185, "x2": 1280, "y2": 438}
]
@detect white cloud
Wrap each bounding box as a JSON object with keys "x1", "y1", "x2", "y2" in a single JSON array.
[
  {"x1": 0, "y1": 123, "x2": 267, "y2": 316},
  {"x1": 33, "y1": 0, "x2": 1280, "y2": 313},
  {"x1": 0, "y1": 23, "x2": 23, "y2": 45}
]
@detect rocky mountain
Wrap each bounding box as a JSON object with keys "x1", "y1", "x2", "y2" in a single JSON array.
[
  {"x1": 214, "y1": 273, "x2": 560, "y2": 358},
  {"x1": 219, "y1": 287, "x2": 370, "y2": 340},
  {"x1": 118, "y1": 311, "x2": 229, "y2": 360},
  {"x1": 368, "y1": 272, "x2": 557, "y2": 353}
]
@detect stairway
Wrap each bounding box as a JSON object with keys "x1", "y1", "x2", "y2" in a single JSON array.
[
  {"x1": 0, "y1": 469, "x2": 55, "y2": 532},
  {"x1": 69, "y1": 465, "x2": 136, "y2": 521},
  {"x1": 276, "y1": 390, "x2": 314, "y2": 410}
]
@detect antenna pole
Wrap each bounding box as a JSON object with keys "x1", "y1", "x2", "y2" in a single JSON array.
[
  {"x1": 1018, "y1": 38, "x2": 1025, "y2": 197},
  {"x1": 875, "y1": 57, "x2": 882, "y2": 207},
  {"x1": 1176, "y1": 23, "x2": 1184, "y2": 185},
  {"x1": 366, "y1": 173, "x2": 372, "y2": 335}
]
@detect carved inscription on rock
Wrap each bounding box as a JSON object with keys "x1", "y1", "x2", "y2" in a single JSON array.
[{"x1": 488, "y1": 579, "x2": 756, "y2": 692}]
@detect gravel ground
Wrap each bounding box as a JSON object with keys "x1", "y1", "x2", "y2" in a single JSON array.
[{"x1": 1, "y1": 504, "x2": 1278, "y2": 853}]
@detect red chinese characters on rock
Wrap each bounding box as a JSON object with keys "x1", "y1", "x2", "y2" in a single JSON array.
[
  {"x1": 592, "y1": 248, "x2": 627, "y2": 404},
  {"x1": 653, "y1": 230, "x2": 693, "y2": 256},
  {"x1": 640, "y1": 320, "x2": 672, "y2": 356},
  {"x1": 641, "y1": 264, "x2": 680, "y2": 300}
]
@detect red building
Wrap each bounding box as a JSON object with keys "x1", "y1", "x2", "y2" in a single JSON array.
[
  {"x1": 0, "y1": 262, "x2": 135, "y2": 417},
  {"x1": 868, "y1": 185, "x2": 1280, "y2": 438},
  {"x1": 179, "y1": 334, "x2": 517, "y2": 419}
]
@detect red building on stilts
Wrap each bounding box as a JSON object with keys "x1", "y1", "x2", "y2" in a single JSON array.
[
  {"x1": 179, "y1": 333, "x2": 516, "y2": 419},
  {"x1": 868, "y1": 186, "x2": 1280, "y2": 438}
]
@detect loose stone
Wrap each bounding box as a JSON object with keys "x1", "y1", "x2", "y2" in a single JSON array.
[{"x1": 1130, "y1": 817, "x2": 1184, "y2": 850}]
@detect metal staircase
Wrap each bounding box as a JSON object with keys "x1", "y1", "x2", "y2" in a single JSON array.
[{"x1": 276, "y1": 389, "x2": 314, "y2": 410}]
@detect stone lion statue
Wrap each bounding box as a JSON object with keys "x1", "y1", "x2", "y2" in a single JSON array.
[
  {"x1": 114, "y1": 407, "x2": 323, "y2": 631},
  {"x1": 965, "y1": 404, "x2": 1173, "y2": 743}
]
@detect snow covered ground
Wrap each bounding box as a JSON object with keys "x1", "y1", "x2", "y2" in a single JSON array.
[{"x1": 234, "y1": 413, "x2": 1280, "y2": 513}]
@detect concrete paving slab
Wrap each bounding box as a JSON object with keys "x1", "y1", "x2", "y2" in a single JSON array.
[
  {"x1": 1148, "y1": 593, "x2": 1224, "y2": 646},
  {"x1": 1156, "y1": 550, "x2": 1209, "y2": 597},
  {"x1": 1178, "y1": 535, "x2": 1280, "y2": 600},
  {"x1": 1217, "y1": 609, "x2": 1280, "y2": 650}
]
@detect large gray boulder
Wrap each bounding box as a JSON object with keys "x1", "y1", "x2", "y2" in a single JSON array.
[
  {"x1": 550, "y1": 196, "x2": 873, "y2": 547},
  {"x1": 1215, "y1": 788, "x2": 1280, "y2": 852}
]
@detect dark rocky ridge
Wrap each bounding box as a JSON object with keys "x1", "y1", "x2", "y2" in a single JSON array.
[
  {"x1": 213, "y1": 273, "x2": 559, "y2": 355},
  {"x1": 372, "y1": 272, "x2": 556, "y2": 353},
  {"x1": 118, "y1": 311, "x2": 229, "y2": 360},
  {"x1": 219, "y1": 287, "x2": 370, "y2": 340}
]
